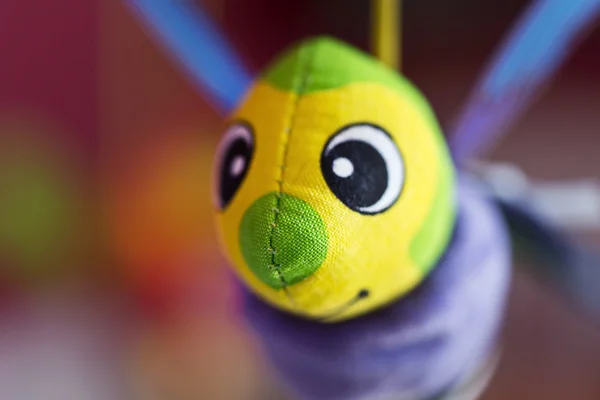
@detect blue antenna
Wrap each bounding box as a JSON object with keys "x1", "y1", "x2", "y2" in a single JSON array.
[
  {"x1": 124, "y1": 0, "x2": 254, "y2": 113},
  {"x1": 450, "y1": 0, "x2": 600, "y2": 162}
]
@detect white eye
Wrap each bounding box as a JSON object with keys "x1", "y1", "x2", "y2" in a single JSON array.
[
  {"x1": 321, "y1": 123, "x2": 405, "y2": 215},
  {"x1": 213, "y1": 122, "x2": 254, "y2": 210},
  {"x1": 230, "y1": 155, "x2": 247, "y2": 177},
  {"x1": 332, "y1": 157, "x2": 354, "y2": 178}
]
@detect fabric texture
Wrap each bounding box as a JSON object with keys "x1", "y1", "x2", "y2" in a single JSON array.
[
  {"x1": 214, "y1": 36, "x2": 456, "y2": 321},
  {"x1": 242, "y1": 175, "x2": 512, "y2": 400},
  {"x1": 239, "y1": 192, "x2": 328, "y2": 289},
  {"x1": 263, "y1": 37, "x2": 408, "y2": 95}
]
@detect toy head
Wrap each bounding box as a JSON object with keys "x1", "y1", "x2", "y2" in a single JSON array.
[{"x1": 212, "y1": 37, "x2": 456, "y2": 322}]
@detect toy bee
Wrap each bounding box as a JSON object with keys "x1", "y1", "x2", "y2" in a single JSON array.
[
  {"x1": 126, "y1": 0, "x2": 600, "y2": 398},
  {"x1": 213, "y1": 36, "x2": 456, "y2": 322}
]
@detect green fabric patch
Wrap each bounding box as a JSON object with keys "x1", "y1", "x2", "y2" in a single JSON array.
[
  {"x1": 262, "y1": 36, "x2": 422, "y2": 97},
  {"x1": 239, "y1": 192, "x2": 328, "y2": 289},
  {"x1": 409, "y1": 139, "x2": 457, "y2": 274}
]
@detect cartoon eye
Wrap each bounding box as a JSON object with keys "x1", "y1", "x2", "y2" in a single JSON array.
[
  {"x1": 214, "y1": 122, "x2": 254, "y2": 210},
  {"x1": 320, "y1": 123, "x2": 405, "y2": 215}
]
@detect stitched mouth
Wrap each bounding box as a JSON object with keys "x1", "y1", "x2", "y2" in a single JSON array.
[{"x1": 316, "y1": 289, "x2": 370, "y2": 322}]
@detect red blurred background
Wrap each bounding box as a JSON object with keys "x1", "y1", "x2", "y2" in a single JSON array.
[{"x1": 0, "y1": 0, "x2": 599, "y2": 398}]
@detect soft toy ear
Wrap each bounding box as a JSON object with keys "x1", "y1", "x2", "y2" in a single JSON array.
[
  {"x1": 449, "y1": 0, "x2": 600, "y2": 163},
  {"x1": 124, "y1": 0, "x2": 254, "y2": 113}
]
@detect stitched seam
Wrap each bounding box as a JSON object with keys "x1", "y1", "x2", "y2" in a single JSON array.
[{"x1": 268, "y1": 45, "x2": 315, "y2": 289}]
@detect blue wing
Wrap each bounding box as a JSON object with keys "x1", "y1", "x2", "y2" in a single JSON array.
[
  {"x1": 495, "y1": 196, "x2": 600, "y2": 319},
  {"x1": 471, "y1": 162, "x2": 600, "y2": 319},
  {"x1": 124, "y1": 0, "x2": 254, "y2": 113},
  {"x1": 449, "y1": 0, "x2": 600, "y2": 162}
]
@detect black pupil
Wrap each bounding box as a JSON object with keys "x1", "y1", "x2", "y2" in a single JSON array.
[
  {"x1": 219, "y1": 137, "x2": 252, "y2": 209},
  {"x1": 321, "y1": 140, "x2": 388, "y2": 212}
]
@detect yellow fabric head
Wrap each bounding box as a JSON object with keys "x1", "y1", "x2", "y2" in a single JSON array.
[{"x1": 212, "y1": 37, "x2": 456, "y2": 322}]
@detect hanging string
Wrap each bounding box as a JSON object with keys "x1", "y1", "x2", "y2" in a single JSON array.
[{"x1": 371, "y1": 0, "x2": 401, "y2": 70}]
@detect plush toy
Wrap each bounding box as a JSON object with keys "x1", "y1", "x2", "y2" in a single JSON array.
[
  {"x1": 125, "y1": 0, "x2": 600, "y2": 399},
  {"x1": 215, "y1": 37, "x2": 508, "y2": 399},
  {"x1": 214, "y1": 37, "x2": 457, "y2": 322}
]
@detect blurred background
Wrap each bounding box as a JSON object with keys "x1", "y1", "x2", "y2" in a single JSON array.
[{"x1": 0, "y1": 0, "x2": 599, "y2": 398}]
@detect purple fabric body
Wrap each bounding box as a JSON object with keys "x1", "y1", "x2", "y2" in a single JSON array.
[{"x1": 241, "y1": 177, "x2": 512, "y2": 400}]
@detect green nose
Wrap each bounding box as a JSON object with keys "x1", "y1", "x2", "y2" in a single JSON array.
[{"x1": 239, "y1": 192, "x2": 328, "y2": 289}]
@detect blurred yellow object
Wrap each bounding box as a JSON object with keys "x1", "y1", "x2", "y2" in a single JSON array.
[{"x1": 371, "y1": 0, "x2": 401, "y2": 70}]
